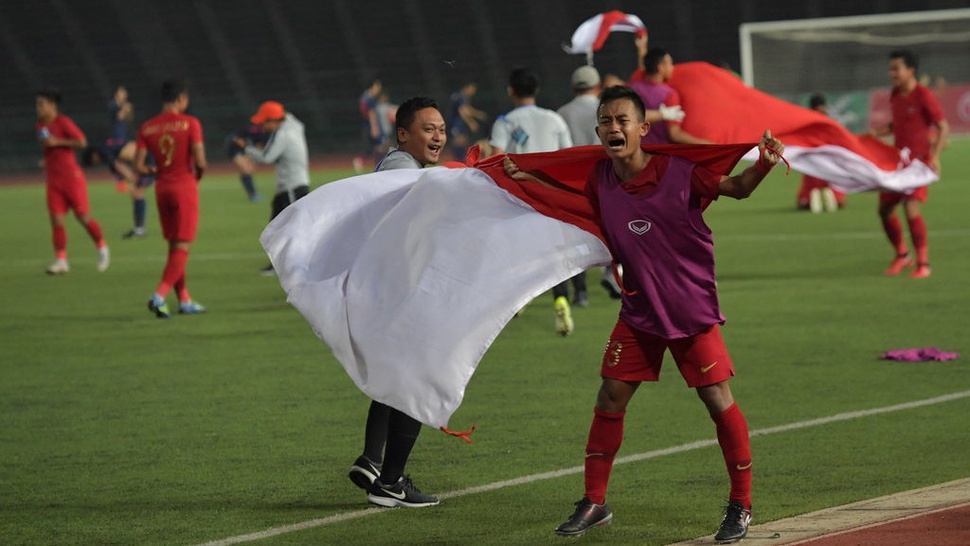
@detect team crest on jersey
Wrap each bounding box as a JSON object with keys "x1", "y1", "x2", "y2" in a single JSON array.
[{"x1": 628, "y1": 219, "x2": 651, "y2": 235}]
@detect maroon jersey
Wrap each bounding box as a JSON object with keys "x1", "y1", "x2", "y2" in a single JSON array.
[
  {"x1": 36, "y1": 114, "x2": 86, "y2": 188},
  {"x1": 891, "y1": 84, "x2": 944, "y2": 161},
  {"x1": 136, "y1": 111, "x2": 203, "y2": 186},
  {"x1": 587, "y1": 155, "x2": 723, "y2": 338}
]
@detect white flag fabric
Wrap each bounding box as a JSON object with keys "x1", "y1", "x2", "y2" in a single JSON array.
[{"x1": 260, "y1": 166, "x2": 611, "y2": 429}]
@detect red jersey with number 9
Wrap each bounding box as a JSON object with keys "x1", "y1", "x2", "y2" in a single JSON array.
[{"x1": 136, "y1": 111, "x2": 203, "y2": 186}]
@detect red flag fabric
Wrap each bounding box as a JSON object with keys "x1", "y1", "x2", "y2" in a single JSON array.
[
  {"x1": 667, "y1": 62, "x2": 938, "y2": 194},
  {"x1": 473, "y1": 143, "x2": 756, "y2": 244}
]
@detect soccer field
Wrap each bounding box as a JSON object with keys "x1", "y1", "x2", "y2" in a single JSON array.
[{"x1": 2, "y1": 145, "x2": 969, "y2": 546}]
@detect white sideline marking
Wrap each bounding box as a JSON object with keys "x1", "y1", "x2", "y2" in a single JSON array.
[{"x1": 190, "y1": 390, "x2": 970, "y2": 546}]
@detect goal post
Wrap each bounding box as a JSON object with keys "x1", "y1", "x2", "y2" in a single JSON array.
[{"x1": 739, "y1": 9, "x2": 970, "y2": 133}]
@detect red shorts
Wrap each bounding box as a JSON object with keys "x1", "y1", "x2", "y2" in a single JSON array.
[
  {"x1": 156, "y1": 187, "x2": 198, "y2": 242},
  {"x1": 601, "y1": 319, "x2": 735, "y2": 388},
  {"x1": 46, "y1": 182, "x2": 89, "y2": 217},
  {"x1": 879, "y1": 186, "x2": 928, "y2": 205}
]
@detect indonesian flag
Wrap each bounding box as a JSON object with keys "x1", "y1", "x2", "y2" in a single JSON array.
[
  {"x1": 562, "y1": 11, "x2": 646, "y2": 56},
  {"x1": 260, "y1": 144, "x2": 752, "y2": 430},
  {"x1": 668, "y1": 62, "x2": 938, "y2": 193}
]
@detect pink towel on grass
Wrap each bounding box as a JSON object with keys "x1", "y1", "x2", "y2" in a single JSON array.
[{"x1": 879, "y1": 347, "x2": 959, "y2": 362}]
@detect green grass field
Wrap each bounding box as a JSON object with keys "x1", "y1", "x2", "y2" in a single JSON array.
[{"x1": 2, "y1": 144, "x2": 969, "y2": 546}]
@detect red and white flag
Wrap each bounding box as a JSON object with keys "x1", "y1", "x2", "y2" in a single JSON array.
[
  {"x1": 563, "y1": 11, "x2": 646, "y2": 57},
  {"x1": 260, "y1": 145, "x2": 753, "y2": 430},
  {"x1": 668, "y1": 62, "x2": 938, "y2": 193}
]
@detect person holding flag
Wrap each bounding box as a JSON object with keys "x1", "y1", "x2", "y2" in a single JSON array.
[
  {"x1": 348, "y1": 96, "x2": 448, "y2": 510},
  {"x1": 870, "y1": 50, "x2": 948, "y2": 279},
  {"x1": 504, "y1": 86, "x2": 785, "y2": 543}
]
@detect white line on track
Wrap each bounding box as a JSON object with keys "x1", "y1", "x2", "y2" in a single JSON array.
[{"x1": 190, "y1": 390, "x2": 970, "y2": 546}]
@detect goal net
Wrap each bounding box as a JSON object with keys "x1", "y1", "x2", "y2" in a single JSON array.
[{"x1": 739, "y1": 9, "x2": 970, "y2": 133}]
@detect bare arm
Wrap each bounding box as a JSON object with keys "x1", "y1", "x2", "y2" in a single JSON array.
[
  {"x1": 869, "y1": 123, "x2": 893, "y2": 138},
  {"x1": 635, "y1": 33, "x2": 648, "y2": 73},
  {"x1": 929, "y1": 119, "x2": 949, "y2": 173},
  {"x1": 44, "y1": 135, "x2": 87, "y2": 149},
  {"x1": 503, "y1": 156, "x2": 561, "y2": 190},
  {"x1": 134, "y1": 148, "x2": 154, "y2": 175},
  {"x1": 191, "y1": 142, "x2": 207, "y2": 180},
  {"x1": 717, "y1": 130, "x2": 785, "y2": 200}
]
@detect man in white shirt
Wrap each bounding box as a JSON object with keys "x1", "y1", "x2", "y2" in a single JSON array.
[
  {"x1": 489, "y1": 67, "x2": 576, "y2": 336},
  {"x1": 489, "y1": 67, "x2": 573, "y2": 155}
]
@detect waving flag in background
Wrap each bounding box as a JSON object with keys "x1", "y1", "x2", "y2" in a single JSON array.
[
  {"x1": 668, "y1": 62, "x2": 939, "y2": 194},
  {"x1": 562, "y1": 11, "x2": 647, "y2": 63},
  {"x1": 259, "y1": 144, "x2": 754, "y2": 430}
]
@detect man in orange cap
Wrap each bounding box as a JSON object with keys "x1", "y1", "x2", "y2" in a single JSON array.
[{"x1": 235, "y1": 101, "x2": 310, "y2": 275}]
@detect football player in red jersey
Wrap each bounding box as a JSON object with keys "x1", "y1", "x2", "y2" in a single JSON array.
[
  {"x1": 135, "y1": 79, "x2": 208, "y2": 317},
  {"x1": 871, "y1": 50, "x2": 949, "y2": 279},
  {"x1": 35, "y1": 89, "x2": 109, "y2": 275}
]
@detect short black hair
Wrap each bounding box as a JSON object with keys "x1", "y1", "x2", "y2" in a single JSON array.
[
  {"x1": 890, "y1": 50, "x2": 919, "y2": 72},
  {"x1": 808, "y1": 93, "x2": 827, "y2": 110},
  {"x1": 598, "y1": 86, "x2": 646, "y2": 122},
  {"x1": 643, "y1": 48, "x2": 670, "y2": 76},
  {"x1": 395, "y1": 96, "x2": 440, "y2": 133},
  {"x1": 509, "y1": 67, "x2": 539, "y2": 98},
  {"x1": 161, "y1": 79, "x2": 188, "y2": 103},
  {"x1": 36, "y1": 88, "x2": 62, "y2": 104}
]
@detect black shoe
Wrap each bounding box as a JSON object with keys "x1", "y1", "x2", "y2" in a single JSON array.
[
  {"x1": 367, "y1": 475, "x2": 439, "y2": 508},
  {"x1": 714, "y1": 500, "x2": 752, "y2": 543},
  {"x1": 122, "y1": 228, "x2": 145, "y2": 239},
  {"x1": 348, "y1": 455, "x2": 381, "y2": 490},
  {"x1": 259, "y1": 264, "x2": 276, "y2": 276},
  {"x1": 600, "y1": 277, "x2": 622, "y2": 299},
  {"x1": 554, "y1": 497, "x2": 612, "y2": 536}
]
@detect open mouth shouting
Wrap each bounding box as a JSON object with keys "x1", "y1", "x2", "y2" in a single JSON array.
[
  {"x1": 606, "y1": 135, "x2": 626, "y2": 152},
  {"x1": 426, "y1": 142, "x2": 442, "y2": 162}
]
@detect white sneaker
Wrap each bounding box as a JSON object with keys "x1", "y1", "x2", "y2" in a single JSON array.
[
  {"x1": 46, "y1": 259, "x2": 70, "y2": 275},
  {"x1": 96, "y1": 246, "x2": 110, "y2": 272},
  {"x1": 808, "y1": 188, "x2": 823, "y2": 214},
  {"x1": 821, "y1": 187, "x2": 838, "y2": 212}
]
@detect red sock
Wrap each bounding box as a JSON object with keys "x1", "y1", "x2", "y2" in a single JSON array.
[
  {"x1": 52, "y1": 225, "x2": 67, "y2": 259},
  {"x1": 711, "y1": 403, "x2": 752, "y2": 509},
  {"x1": 174, "y1": 273, "x2": 190, "y2": 303},
  {"x1": 881, "y1": 215, "x2": 907, "y2": 256},
  {"x1": 156, "y1": 249, "x2": 189, "y2": 299},
  {"x1": 584, "y1": 408, "x2": 624, "y2": 505},
  {"x1": 83, "y1": 219, "x2": 105, "y2": 248},
  {"x1": 908, "y1": 215, "x2": 928, "y2": 265}
]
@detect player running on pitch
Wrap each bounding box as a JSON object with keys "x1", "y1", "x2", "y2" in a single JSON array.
[
  {"x1": 35, "y1": 89, "x2": 110, "y2": 275},
  {"x1": 504, "y1": 86, "x2": 785, "y2": 543}
]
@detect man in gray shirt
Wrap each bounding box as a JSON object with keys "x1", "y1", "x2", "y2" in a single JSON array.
[
  {"x1": 375, "y1": 97, "x2": 446, "y2": 171},
  {"x1": 350, "y1": 97, "x2": 446, "y2": 510},
  {"x1": 236, "y1": 101, "x2": 310, "y2": 274},
  {"x1": 558, "y1": 65, "x2": 602, "y2": 147}
]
